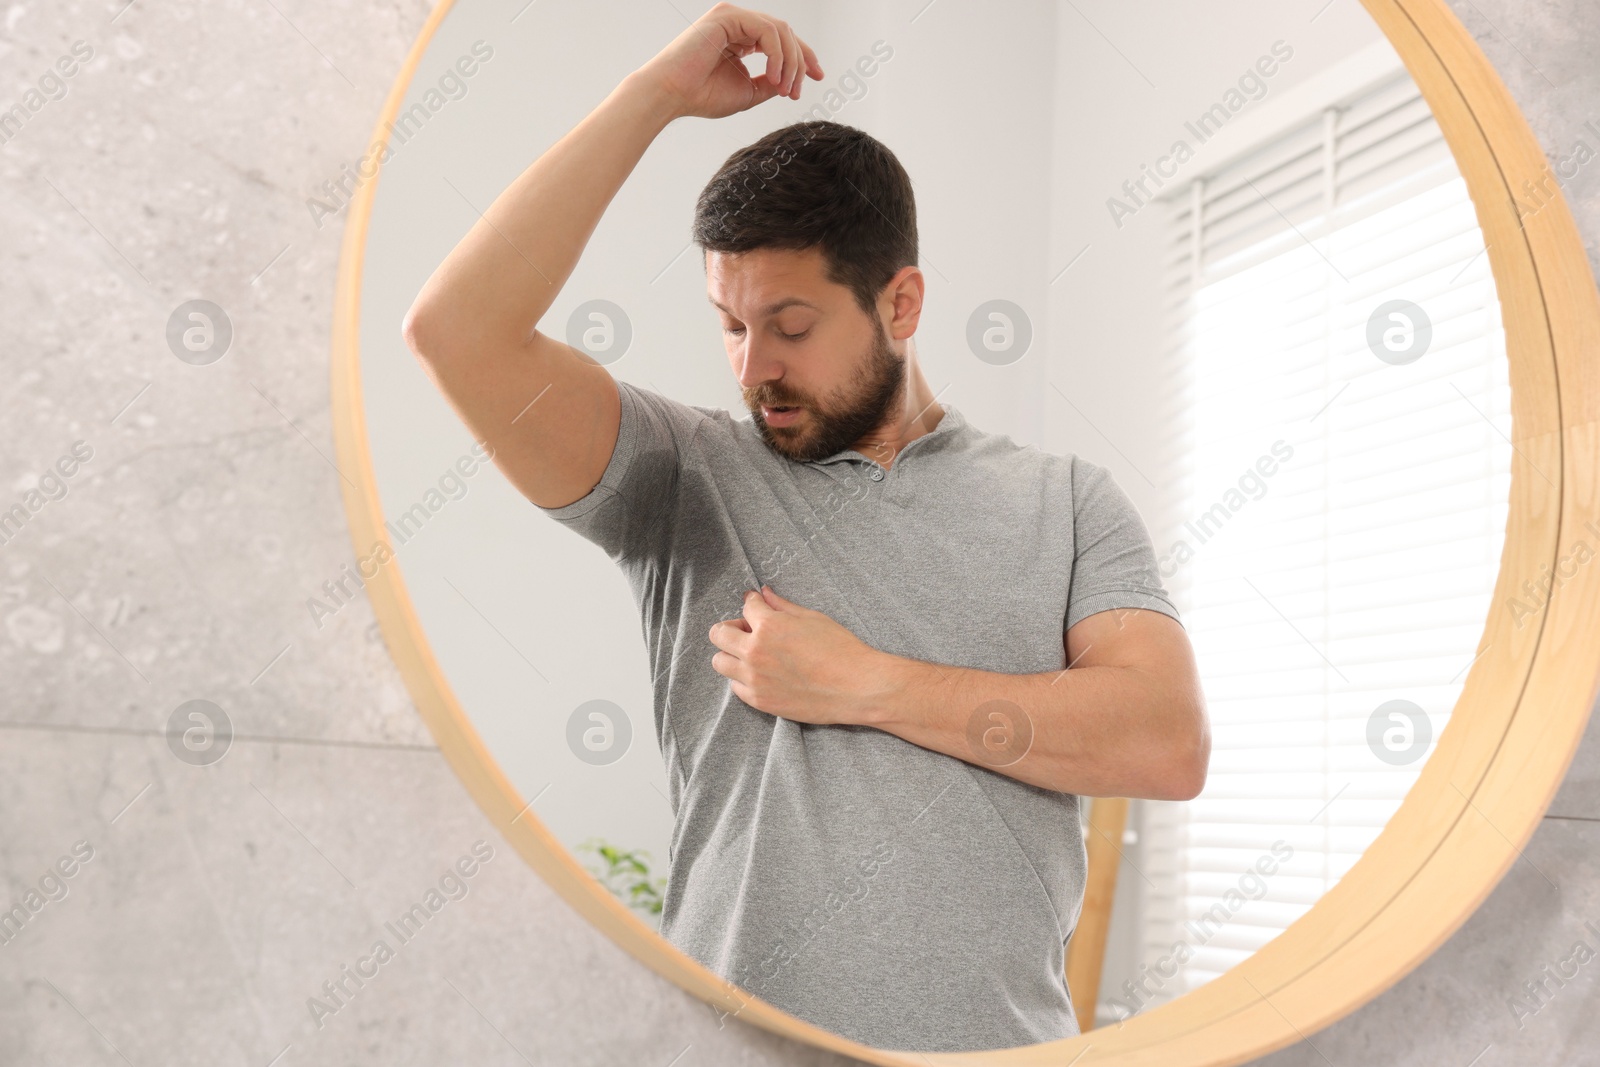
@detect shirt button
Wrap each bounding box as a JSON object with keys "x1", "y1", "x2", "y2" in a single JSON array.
[{"x1": 868, "y1": 466, "x2": 884, "y2": 481}]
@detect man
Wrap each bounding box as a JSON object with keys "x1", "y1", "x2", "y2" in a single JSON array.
[{"x1": 402, "y1": 3, "x2": 1208, "y2": 1052}]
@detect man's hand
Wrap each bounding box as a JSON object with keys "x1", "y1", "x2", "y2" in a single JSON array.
[
  {"x1": 708, "y1": 585, "x2": 887, "y2": 725},
  {"x1": 638, "y1": 3, "x2": 824, "y2": 121}
]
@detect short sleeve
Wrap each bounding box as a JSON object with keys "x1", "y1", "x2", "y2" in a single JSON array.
[
  {"x1": 532, "y1": 378, "x2": 701, "y2": 564},
  {"x1": 1066, "y1": 456, "x2": 1183, "y2": 631}
]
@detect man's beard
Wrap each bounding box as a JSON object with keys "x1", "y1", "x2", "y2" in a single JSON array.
[{"x1": 746, "y1": 321, "x2": 906, "y2": 464}]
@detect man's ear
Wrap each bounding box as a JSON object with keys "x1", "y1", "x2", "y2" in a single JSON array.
[{"x1": 883, "y1": 264, "x2": 924, "y2": 341}]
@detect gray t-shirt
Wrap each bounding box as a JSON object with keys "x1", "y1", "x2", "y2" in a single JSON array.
[{"x1": 535, "y1": 378, "x2": 1180, "y2": 1053}]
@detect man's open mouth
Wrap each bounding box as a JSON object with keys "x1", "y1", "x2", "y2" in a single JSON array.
[{"x1": 762, "y1": 404, "x2": 803, "y2": 426}]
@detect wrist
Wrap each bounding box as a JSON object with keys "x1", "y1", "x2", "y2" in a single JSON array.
[
  {"x1": 856, "y1": 651, "x2": 921, "y2": 729},
  {"x1": 619, "y1": 67, "x2": 683, "y2": 130}
]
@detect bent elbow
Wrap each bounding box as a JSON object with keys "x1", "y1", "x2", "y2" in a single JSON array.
[
  {"x1": 1172, "y1": 759, "x2": 1208, "y2": 802},
  {"x1": 401, "y1": 302, "x2": 436, "y2": 363},
  {"x1": 1150, "y1": 758, "x2": 1206, "y2": 802},
  {"x1": 1173, "y1": 708, "x2": 1211, "y2": 801}
]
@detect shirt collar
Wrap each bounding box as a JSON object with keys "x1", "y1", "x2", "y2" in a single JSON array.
[{"x1": 805, "y1": 402, "x2": 968, "y2": 467}]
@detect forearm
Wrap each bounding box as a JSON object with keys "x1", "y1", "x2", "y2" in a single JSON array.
[
  {"x1": 405, "y1": 70, "x2": 679, "y2": 355},
  {"x1": 861, "y1": 654, "x2": 1205, "y2": 800}
]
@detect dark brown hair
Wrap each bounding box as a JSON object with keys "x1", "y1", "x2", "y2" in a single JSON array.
[{"x1": 692, "y1": 121, "x2": 918, "y2": 319}]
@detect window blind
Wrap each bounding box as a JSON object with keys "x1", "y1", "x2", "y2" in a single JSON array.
[{"x1": 1110, "y1": 69, "x2": 1511, "y2": 1018}]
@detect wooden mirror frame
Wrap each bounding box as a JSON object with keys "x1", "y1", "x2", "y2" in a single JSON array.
[{"x1": 330, "y1": 1, "x2": 1600, "y2": 1062}]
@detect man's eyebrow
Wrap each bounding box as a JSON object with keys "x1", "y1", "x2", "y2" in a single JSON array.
[{"x1": 707, "y1": 296, "x2": 820, "y2": 317}]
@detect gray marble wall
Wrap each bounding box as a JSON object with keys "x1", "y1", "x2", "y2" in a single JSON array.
[{"x1": 1, "y1": 2, "x2": 1595, "y2": 1065}]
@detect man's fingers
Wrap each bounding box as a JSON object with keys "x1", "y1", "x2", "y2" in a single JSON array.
[
  {"x1": 759, "y1": 584, "x2": 794, "y2": 609},
  {"x1": 797, "y1": 36, "x2": 823, "y2": 81},
  {"x1": 767, "y1": 20, "x2": 791, "y2": 87},
  {"x1": 711, "y1": 650, "x2": 751, "y2": 687},
  {"x1": 724, "y1": 12, "x2": 785, "y2": 87},
  {"x1": 707, "y1": 7, "x2": 819, "y2": 106},
  {"x1": 741, "y1": 588, "x2": 779, "y2": 624},
  {"x1": 729, "y1": 679, "x2": 762, "y2": 712},
  {"x1": 777, "y1": 22, "x2": 804, "y2": 96},
  {"x1": 709, "y1": 617, "x2": 754, "y2": 655},
  {"x1": 743, "y1": 72, "x2": 785, "y2": 109}
]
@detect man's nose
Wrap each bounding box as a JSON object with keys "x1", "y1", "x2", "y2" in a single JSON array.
[{"x1": 735, "y1": 336, "x2": 785, "y2": 390}]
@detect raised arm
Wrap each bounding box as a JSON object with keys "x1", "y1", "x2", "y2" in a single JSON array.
[{"x1": 401, "y1": 3, "x2": 823, "y2": 509}]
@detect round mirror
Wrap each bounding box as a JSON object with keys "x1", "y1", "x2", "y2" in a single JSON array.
[{"x1": 331, "y1": 0, "x2": 1599, "y2": 1062}]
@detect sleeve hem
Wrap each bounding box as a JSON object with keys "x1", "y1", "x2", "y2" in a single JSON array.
[
  {"x1": 532, "y1": 375, "x2": 638, "y2": 522},
  {"x1": 1066, "y1": 589, "x2": 1184, "y2": 632}
]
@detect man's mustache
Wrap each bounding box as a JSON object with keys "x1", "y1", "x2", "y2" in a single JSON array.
[{"x1": 750, "y1": 392, "x2": 807, "y2": 407}]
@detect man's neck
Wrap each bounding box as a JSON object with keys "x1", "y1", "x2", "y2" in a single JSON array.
[{"x1": 853, "y1": 362, "x2": 943, "y2": 470}]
